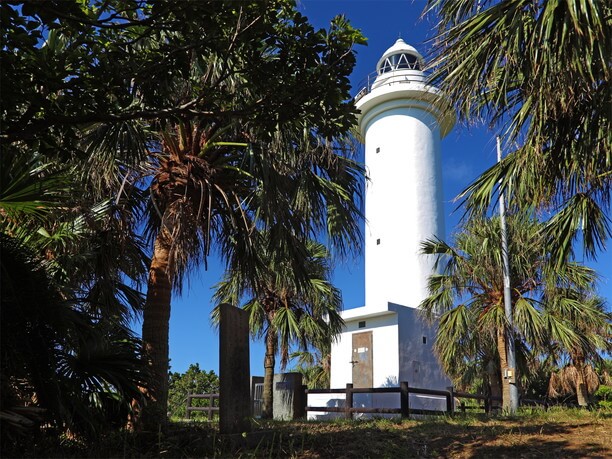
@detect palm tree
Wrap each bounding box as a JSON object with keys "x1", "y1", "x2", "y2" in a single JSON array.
[
  {"x1": 121, "y1": 5, "x2": 365, "y2": 429},
  {"x1": 138, "y1": 113, "x2": 363, "y2": 427},
  {"x1": 139, "y1": 118, "x2": 253, "y2": 427},
  {"x1": 290, "y1": 342, "x2": 333, "y2": 390},
  {"x1": 424, "y1": 0, "x2": 610, "y2": 266},
  {"x1": 213, "y1": 232, "x2": 344, "y2": 419},
  {"x1": 420, "y1": 215, "x2": 605, "y2": 410}
]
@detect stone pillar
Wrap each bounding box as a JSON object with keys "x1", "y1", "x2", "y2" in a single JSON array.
[
  {"x1": 219, "y1": 303, "x2": 251, "y2": 434},
  {"x1": 272, "y1": 372, "x2": 304, "y2": 420}
]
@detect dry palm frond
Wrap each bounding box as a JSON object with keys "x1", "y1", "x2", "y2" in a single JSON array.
[{"x1": 548, "y1": 364, "x2": 600, "y2": 398}]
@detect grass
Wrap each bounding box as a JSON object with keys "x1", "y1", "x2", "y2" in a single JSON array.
[{"x1": 9, "y1": 407, "x2": 612, "y2": 458}]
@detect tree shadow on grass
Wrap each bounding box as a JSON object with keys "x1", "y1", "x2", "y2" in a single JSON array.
[
  {"x1": 13, "y1": 416, "x2": 609, "y2": 458},
  {"x1": 244, "y1": 417, "x2": 611, "y2": 458}
]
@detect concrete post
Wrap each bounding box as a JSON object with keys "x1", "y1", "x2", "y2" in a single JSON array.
[
  {"x1": 272, "y1": 372, "x2": 304, "y2": 420},
  {"x1": 219, "y1": 303, "x2": 251, "y2": 434}
]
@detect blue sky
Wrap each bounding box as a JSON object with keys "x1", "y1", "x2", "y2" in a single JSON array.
[{"x1": 151, "y1": 1, "x2": 611, "y2": 377}]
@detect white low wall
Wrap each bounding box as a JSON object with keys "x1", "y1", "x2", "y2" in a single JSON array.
[
  {"x1": 306, "y1": 389, "x2": 448, "y2": 420},
  {"x1": 306, "y1": 393, "x2": 345, "y2": 420}
]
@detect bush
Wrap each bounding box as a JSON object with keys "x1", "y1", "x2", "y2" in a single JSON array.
[
  {"x1": 593, "y1": 385, "x2": 612, "y2": 410},
  {"x1": 168, "y1": 364, "x2": 219, "y2": 420}
]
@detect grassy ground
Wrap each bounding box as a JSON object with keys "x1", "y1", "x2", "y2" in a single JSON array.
[{"x1": 11, "y1": 408, "x2": 612, "y2": 458}]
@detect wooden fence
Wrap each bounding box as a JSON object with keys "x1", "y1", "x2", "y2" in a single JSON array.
[
  {"x1": 306, "y1": 383, "x2": 504, "y2": 419},
  {"x1": 185, "y1": 393, "x2": 219, "y2": 420},
  {"x1": 186, "y1": 386, "x2": 553, "y2": 421}
]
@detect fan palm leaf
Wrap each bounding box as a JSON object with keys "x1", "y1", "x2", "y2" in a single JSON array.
[
  {"x1": 213, "y1": 232, "x2": 343, "y2": 419},
  {"x1": 425, "y1": 0, "x2": 611, "y2": 265}
]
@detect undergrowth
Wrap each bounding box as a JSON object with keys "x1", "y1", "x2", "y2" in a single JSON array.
[{"x1": 6, "y1": 407, "x2": 610, "y2": 458}]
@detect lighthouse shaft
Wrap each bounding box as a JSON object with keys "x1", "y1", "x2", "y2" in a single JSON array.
[
  {"x1": 364, "y1": 106, "x2": 444, "y2": 310},
  {"x1": 355, "y1": 38, "x2": 454, "y2": 312}
]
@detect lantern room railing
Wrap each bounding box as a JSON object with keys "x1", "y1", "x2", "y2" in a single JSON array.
[{"x1": 354, "y1": 69, "x2": 429, "y2": 103}]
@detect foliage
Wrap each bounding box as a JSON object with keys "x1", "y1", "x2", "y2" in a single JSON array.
[
  {"x1": 3, "y1": 0, "x2": 366, "y2": 431},
  {"x1": 548, "y1": 365, "x2": 599, "y2": 401},
  {"x1": 290, "y1": 344, "x2": 332, "y2": 390},
  {"x1": 0, "y1": 234, "x2": 148, "y2": 449},
  {"x1": 3, "y1": 0, "x2": 365, "y2": 149},
  {"x1": 1, "y1": 66, "x2": 150, "y2": 439},
  {"x1": 593, "y1": 385, "x2": 612, "y2": 410},
  {"x1": 167, "y1": 364, "x2": 219, "y2": 420},
  {"x1": 420, "y1": 214, "x2": 609, "y2": 408},
  {"x1": 425, "y1": 0, "x2": 611, "y2": 266}
]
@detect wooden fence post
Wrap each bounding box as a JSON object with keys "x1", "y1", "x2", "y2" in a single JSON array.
[
  {"x1": 446, "y1": 386, "x2": 454, "y2": 414},
  {"x1": 345, "y1": 383, "x2": 353, "y2": 420},
  {"x1": 186, "y1": 394, "x2": 193, "y2": 420},
  {"x1": 400, "y1": 381, "x2": 410, "y2": 419},
  {"x1": 301, "y1": 385, "x2": 308, "y2": 419}
]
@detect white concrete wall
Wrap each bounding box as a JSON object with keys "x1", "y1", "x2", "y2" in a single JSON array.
[
  {"x1": 360, "y1": 101, "x2": 444, "y2": 312},
  {"x1": 307, "y1": 393, "x2": 345, "y2": 421},
  {"x1": 323, "y1": 305, "x2": 451, "y2": 418},
  {"x1": 391, "y1": 304, "x2": 451, "y2": 392},
  {"x1": 330, "y1": 312, "x2": 399, "y2": 389}
]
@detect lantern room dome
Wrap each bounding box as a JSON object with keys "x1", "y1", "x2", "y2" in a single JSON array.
[{"x1": 376, "y1": 38, "x2": 424, "y2": 74}]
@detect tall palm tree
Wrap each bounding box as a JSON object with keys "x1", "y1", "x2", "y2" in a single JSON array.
[
  {"x1": 213, "y1": 232, "x2": 343, "y2": 418},
  {"x1": 420, "y1": 215, "x2": 605, "y2": 410},
  {"x1": 139, "y1": 113, "x2": 363, "y2": 427},
  {"x1": 424, "y1": 0, "x2": 611, "y2": 266},
  {"x1": 139, "y1": 119, "x2": 253, "y2": 427},
  {"x1": 66, "y1": 5, "x2": 365, "y2": 429}
]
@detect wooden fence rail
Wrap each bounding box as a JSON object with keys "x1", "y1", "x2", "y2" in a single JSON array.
[
  {"x1": 185, "y1": 393, "x2": 219, "y2": 420},
  {"x1": 186, "y1": 385, "x2": 549, "y2": 422},
  {"x1": 306, "y1": 382, "x2": 505, "y2": 419}
]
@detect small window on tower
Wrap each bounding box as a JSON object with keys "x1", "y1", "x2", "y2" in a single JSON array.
[
  {"x1": 358, "y1": 321, "x2": 366, "y2": 328},
  {"x1": 376, "y1": 239, "x2": 381, "y2": 245},
  {"x1": 422, "y1": 336, "x2": 427, "y2": 344},
  {"x1": 376, "y1": 147, "x2": 380, "y2": 153}
]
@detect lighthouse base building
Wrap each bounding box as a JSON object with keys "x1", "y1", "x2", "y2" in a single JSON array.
[
  {"x1": 308, "y1": 39, "x2": 454, "y2": 419},
  {"x1": 331, "y1": 305, "x2": 449, "y2": 396},
  {"x1": 308, "y1": 304, "x2": 450, "y2": 419}
]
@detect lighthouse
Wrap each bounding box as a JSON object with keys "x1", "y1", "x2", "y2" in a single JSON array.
[{"x1": 324, "y1": 39, "x2": 455, "y2": 413}]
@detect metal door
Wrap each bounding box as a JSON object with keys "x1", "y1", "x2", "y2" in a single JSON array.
[
  {"x1": 252, "y1": 383, "x2": 263, "y2": 418},
  {"x1": 352, "y1": 331, "x2": 373, "y2": 388}
]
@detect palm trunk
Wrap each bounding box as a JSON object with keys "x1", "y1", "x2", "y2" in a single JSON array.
[
  {"x1": 140, "y1": 228, "x2": 173, "y2": 430},
  {"x1": 262, "y1": 327, "x2": 277, "y2": 419},
  {"x1": 486, "y1": 359, "x2": 502, "y2": 411},
  {"x1": 497, "y1": 326, "x2": 512, "y2": 412},
  {"x1": 574, "y1": 357, "x2": 589, "y2": 407}
]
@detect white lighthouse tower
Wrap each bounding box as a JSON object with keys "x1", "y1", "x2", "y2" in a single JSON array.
[
  {"x1": 359, "y1": 39, "x2": 454, "y2": 311},
  {"x1": 324, "y1": 39, "x2": 455, "y2": 413}
]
